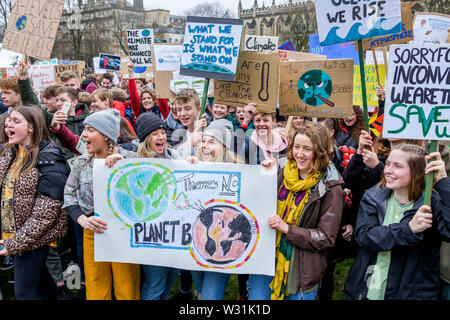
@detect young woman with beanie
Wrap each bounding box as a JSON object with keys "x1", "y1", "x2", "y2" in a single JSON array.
[
  {"x1": 134, "y1": 112, "x2": 182, "y2": 300},
  {"x1": 63, "y1": 109, "x2": 141, "y2": 300},
  {"x1": 248, "y1": 122, "x2": 344, "y2": 300},
  {"x1": 185, "y1": 119, "x2": 244, "y2": 300},
  {"x1": 0, "y1": 106, "x2": 69, "y2": 300}
]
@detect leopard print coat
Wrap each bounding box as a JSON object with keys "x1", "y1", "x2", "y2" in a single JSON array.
[{"x1": 0, "y1": 141, "x2": 69, "y2": 255}]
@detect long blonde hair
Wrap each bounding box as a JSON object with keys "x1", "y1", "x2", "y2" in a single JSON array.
[
  {"x1": 194, "y1": 135, "x2": 243, "y2": 164},
  {"x1": 137, "y1": 134, "x2": 160, "y2": 159}
]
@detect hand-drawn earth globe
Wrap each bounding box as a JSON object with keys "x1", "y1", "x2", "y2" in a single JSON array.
[
  {"x1": 191, "y1": 201, "x2": 259, "y2": 268},
  {"x1": 142, "y1": 29, "x2": 151, "y2": 37},
  {"x1": 297, "y1": 69, "x2": 333, "y2": 107},
  {"x1": 15, "y1": 15, "x2": 27, "y2": 31},
  {"x1": 108, "y1": 163, "x2": 176, "y2": 225}
]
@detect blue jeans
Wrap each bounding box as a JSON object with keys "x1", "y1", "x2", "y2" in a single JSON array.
[
  {"x1": 191, "y1": 271, "x2": 205, "y2": 295},
  {"x1": 248, "y1": 274, "x2": 318, "y2": 300},
  {"x1": 141, "y1": 265, "x2": 179, "y2": 300},
  {"x1": 200, "y1": 272, "x2": 231, "y2": 300}
]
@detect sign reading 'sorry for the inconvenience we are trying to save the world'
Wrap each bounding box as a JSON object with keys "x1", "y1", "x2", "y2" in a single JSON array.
[
  {"x1": 2, "y1": 0, "x2": 65, "y2": 60},
  {"x1": 383, "y1": 45, "x2": 450, "y2": 141}
]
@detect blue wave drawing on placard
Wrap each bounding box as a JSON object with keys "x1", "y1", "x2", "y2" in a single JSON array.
[
  {"x1": 181, "y1": 63, "x2": 234, "y2": 75},
  {"x1": 320, "y1": 18, "x2": 401, "y2": 46}
]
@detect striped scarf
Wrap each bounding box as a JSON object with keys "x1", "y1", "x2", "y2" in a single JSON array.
[{"x1": 269, "y1": 160, "x2": 322, "y2": 300}]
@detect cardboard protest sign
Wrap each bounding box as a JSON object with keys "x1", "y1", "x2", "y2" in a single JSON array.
[
  {"x1": 93, "y1": 158, "x2": 276, "y2": 276},
  {"x1": 354, "y1": 64, "x2": 386, "y2": 106},
  {"x1": 309, "y1": 33, "x2": 359, "y2": 65},
  {"x1": 53, "y1": 63, "x2": 82, "y2": 84},
  {"x1": 315, "y1": 0, "x2": 402, "y2": 46},
  {"x1": 413, "y1": 12, "x2": 450, "y2": 45},
  {"x1": 278, "y1": 50, "x2": 326, "y2": 62},
  {"x1": 278, "y1": 40, "x2": 296, "y2": 51},
  {"x1": 6, "y1": 64, "x2": 56, "y2": 90},
  {"x1": 99, "y1": 53, "x2": 121, "y2": 71},
  {"x1": 2, "y1": 0, "x2": 64, "y2": 60},
  {"x1": 362, "y1": 2, "x2": 413, "y2": 50},
  {"x1": 279, "y1": 59, "x2": 354, "y2": 118},
  {"x1": 214, "y1": 51, "x2": 278, "y2": 113},
  {"x1": 244, "y1": 35, "x2": 279, "y2": 52},
  {"x1": 120, "y1": 56, "x2": 153, "y2": 80},
  {"x1": 180, "y1": 16, "x2": 243, "y2": 81},
  {"x1": 383, "y1": 45, "x2": 450, "y2": 141},
  {"x1": 154, "y1": 44, "x2": 183, "y2": 71},
  {"x1": 154, "y1": 70, "x2": 175, "y2": 100},
  {"x1": 126, "y1": 29, "x2": 154, "y2": 67}
]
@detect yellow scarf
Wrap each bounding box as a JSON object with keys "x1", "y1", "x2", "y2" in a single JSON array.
[{"x1": 270, "y1": 160, "x2": 321, "y2": 300}]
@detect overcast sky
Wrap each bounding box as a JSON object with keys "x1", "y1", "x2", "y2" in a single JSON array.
[{"x1": 143, "y1": 0, "x2": 293, "y2": 16}]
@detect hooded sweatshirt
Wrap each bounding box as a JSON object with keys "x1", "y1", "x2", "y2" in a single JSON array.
[{"x1": 250, "y1": 129, "x2": 288, "y2": 162}]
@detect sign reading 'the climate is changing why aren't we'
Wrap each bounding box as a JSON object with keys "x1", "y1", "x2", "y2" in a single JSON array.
[
  {"x1": 383, "y1": 45, "x2": 450, "y2": 141},
  {"x1": 180, "y1": 16, "x2": 243, "y2": 81}
]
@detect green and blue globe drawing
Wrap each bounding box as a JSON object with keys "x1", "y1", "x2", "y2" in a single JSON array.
[
  {"x1": 15, "y1": 15, "x2": 27, "y2": 31},
  {"x1": 108, "y1": 163, "x2": 176, "y2": 225},
  {"x1": 142, "y1": 29, "x2": 151, "y2": 37},
  {"x1": 297, "y1": 70, "x2": 333, "y2": 107}
]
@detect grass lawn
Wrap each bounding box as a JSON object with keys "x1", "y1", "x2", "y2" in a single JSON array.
[{"x1": 0, "y1": 255, "x2": 355, "y2": 300}]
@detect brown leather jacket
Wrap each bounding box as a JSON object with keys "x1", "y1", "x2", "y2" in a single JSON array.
[
  {"x1": 278, "y1": 163, "x2": 345, "y2": 291},
  {"x1": 0, "y1": 142, "x2": 68, "y2": 255}
]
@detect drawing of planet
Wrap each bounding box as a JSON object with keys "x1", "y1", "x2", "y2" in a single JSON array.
[
  {"x1": 190, "y1": 200, "x2": 259, "y2": 269},
  {"x1": 297, "y1": 70, "x2": 334, "y2": 107},
  {"x1": 142, "y1": 29, "x2": 151, "y2": 37},
  {"x1": 133, "y1": 66, "x2": 147, "y2": 74},
  {"x1": 15, "y1": 16, "x2": 27, "y2": 31},
  {"x1": 107, "y1": 163, "x2": 176, "y2": 226}
]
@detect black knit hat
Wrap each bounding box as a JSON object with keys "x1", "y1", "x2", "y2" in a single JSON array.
[{"x1": 136, "y1": 112, "x2": 166, "y2": 143}]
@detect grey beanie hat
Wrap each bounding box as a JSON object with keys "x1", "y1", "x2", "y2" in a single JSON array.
[
  {"x1": 84, "y1": 109, "x2": 121, "y2": 142},
  {"x1": 202, "y1": 119, "x2": 234, "y2": 150}
]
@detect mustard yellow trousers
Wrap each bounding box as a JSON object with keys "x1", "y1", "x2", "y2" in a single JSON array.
[{"x1": 83, "y1": 229, "x2": 140, "y2": 300}]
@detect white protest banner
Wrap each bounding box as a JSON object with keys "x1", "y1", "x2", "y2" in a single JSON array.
[
  {"x1": 315, "y1": 0, "x2": 402, "y2": 46},
  {"x1": 154, "y1": 45, "x2": 183, "y2": 71},
  {"x1": 2, "y1": 0, "x2": 65, "y2": 60},
  {"x1": 244, "y1": 35, "x2": 279, "y2": 52},
  {"x1": 126, "y1": 29, "x2": 154, "y2": 67},
  {"x1": 93, "y1": 158, "x2": 276, "y2": 276},
  {"x1": 93, "y1": 57, "x2": 106, "y2": 74},
  {"x1": 413, "y1": 12, "x2": 450, "y2": 46},
  {"x1": 171, "y1": 71, "x2": 213, "y2": 99},
  {"x1": 0, "y1": 44, "x2": 23, "y2": 68},
  {"x1": 383, "y1": 45, "x2": 450, "y2": 141},
  {"x1": 180, "y1": 16, "x2": 243, "y2": 81},
  {"x1": 6, "y1": 64, "x2": 55, "y2": 90}
]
